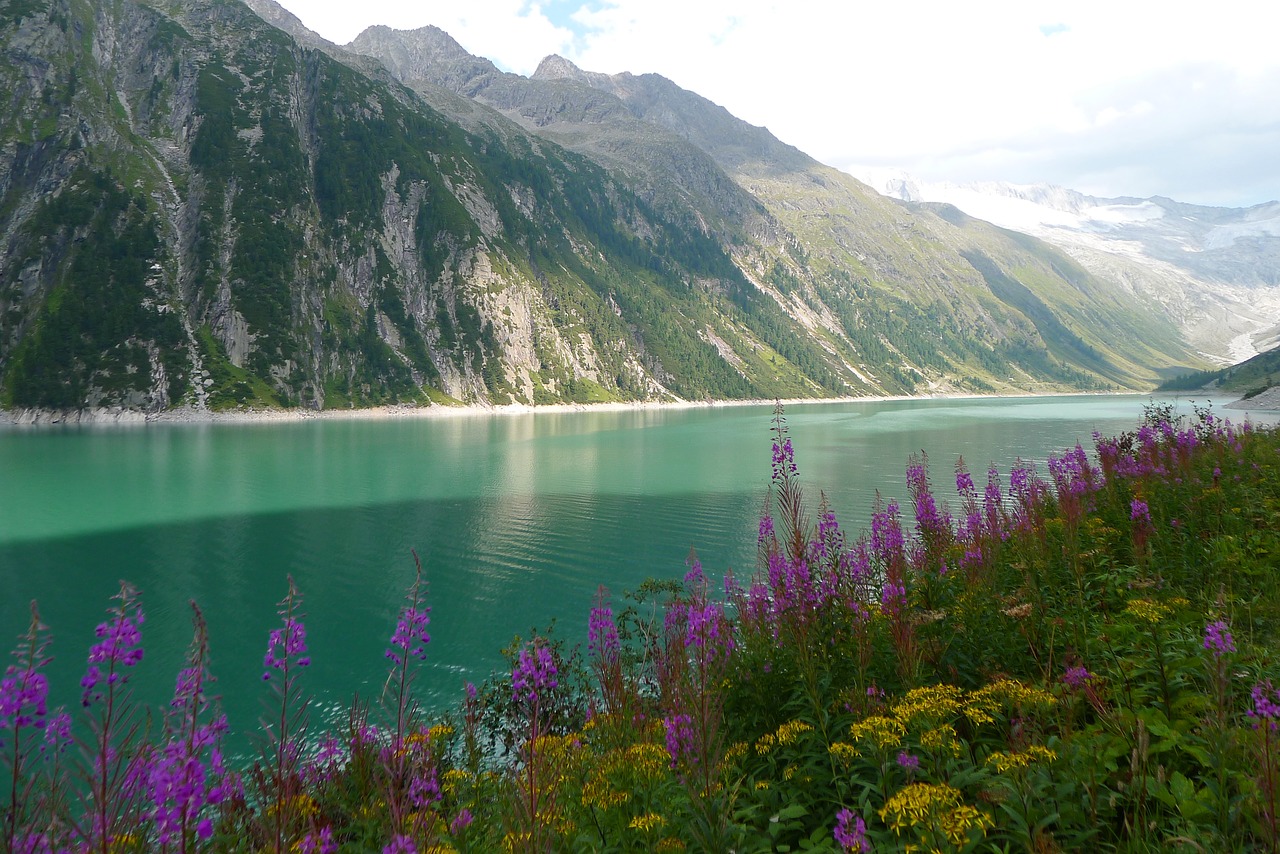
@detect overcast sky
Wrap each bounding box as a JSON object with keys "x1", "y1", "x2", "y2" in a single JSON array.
[{"x1": 271, "y1": 0, "x2": 1279, "y2": 208}]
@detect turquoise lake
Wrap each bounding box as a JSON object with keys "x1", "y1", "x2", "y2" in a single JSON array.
[{"x1": 1, "y1": 394, "x2": 1272, "y2": 741}]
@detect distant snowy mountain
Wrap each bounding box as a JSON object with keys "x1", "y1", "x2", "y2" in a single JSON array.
[{"x1": 854, "y1": 170, "x2": 1280, "y2": 364}]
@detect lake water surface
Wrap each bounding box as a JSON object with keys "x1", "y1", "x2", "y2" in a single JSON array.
[{"x1": 2, "y1": 395, "x2": 1271, "y2": 739}]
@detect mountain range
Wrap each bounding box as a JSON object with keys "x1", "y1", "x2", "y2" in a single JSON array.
[
  {"x1": 855, "y1": 171, "x2": 1280, "y2": 364},
  {"x1": 1, "y1": 0, "x2": 1261, "y2": 415}
]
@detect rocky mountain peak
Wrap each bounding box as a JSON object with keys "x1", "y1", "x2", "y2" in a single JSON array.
[
  {"x1": 241, "y1": 0, "x2": 338, "y2": 49},
  {"x1": 532, "y1": 54, "x2": 584, "y2": 81},
  {"x1": 348, "y1": 24, "x2": 479, "y2": 79}
]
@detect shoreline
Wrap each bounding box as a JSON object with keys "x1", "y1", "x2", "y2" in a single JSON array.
[{"x1": 0, "y1": 388, "x2": 1270, "y2": 428}]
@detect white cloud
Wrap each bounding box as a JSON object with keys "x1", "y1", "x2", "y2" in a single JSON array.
[{"x1": 271, "y1": 0, "x2": 1280, "y2": 206}]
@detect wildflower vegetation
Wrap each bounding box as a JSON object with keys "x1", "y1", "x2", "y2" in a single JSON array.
[{"x1": 4, "y1": 401, "x2": 1280, "y2": 852}]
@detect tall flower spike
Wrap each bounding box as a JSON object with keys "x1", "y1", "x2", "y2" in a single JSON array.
[
  {"x1": 1203, "y1": 620, "x2": 1236, "y2": 658},
  {"x1": 3, "y1": 602, "x2": 54, "y2": 854},
  {"x1": 81, "y1": 583, "x2": 145, "y2": 707},
  {"x1": 511, "y1": 643, "x2": 558, "y2": 706},
  {"x1": 587, "y1": 591, "x2": 619, "y2": 662},
  {"x1": 387, "y1": 552, "x2": 432, "y2": 672}
]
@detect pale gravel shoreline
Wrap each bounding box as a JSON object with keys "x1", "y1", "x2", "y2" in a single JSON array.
[
  {"x1": 1, "y1": 388, "x2": 1271, "y2": 428},
  {"x1": 1224, "y1": 386, "x2": 1280, "y2": 412},
  {"x1": 0, "y1": 395, "x2": 923, "y2": 427}
]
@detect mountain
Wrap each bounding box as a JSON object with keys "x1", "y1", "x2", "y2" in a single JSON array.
[
  {"x1": 0, "y1": 0, "x2": 1206, "y2": 416},
  {"x1": 856, "y1": 172, "x2": 1280, "y2": 365},
  {"x1": 345, "y1": 25, "x2": 1203, "y2": 389},
  {"x1": 1158, "y1": 343, "x2": 1280, "y2": 398}
]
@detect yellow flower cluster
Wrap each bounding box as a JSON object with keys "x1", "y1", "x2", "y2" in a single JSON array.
[
  {"x1": 655, "y1": 838, "x2": 686, "y2": 852},
  {"x1": 965, "y1": 679, "x2": 1056, "y2": 726},
  {"x1": 1125, "y1": 598, "x2": 1172, "y2": 623},
  {"x1": 108, "y1": 834, "x2": 139, "y2": 853},
  {"x1": 724, "y1": 741, "x2": 749, "y2": 763},
  {"x1": 441, "y1": 768, "x2": 471, "y2": 796},
  {"x1": 581, "y1": 775, "x2": 630, "y2": 811},
  {"x1": 984, "y1": 744, "x2": 1058, "y2": 774},
  {"x1": 501, "y1": 831, "x2": 532, "y2": 853},
  {"x1": 757, "y1": 719, "x2": 815, "y2": 755},
  {"x1": 268, "y1": 793, "x2": 318, "y2": 818},
  {"x1": 936, "y1": 803, "x2": 994, "y2": 847},
  {"x1": 628, "y1": 812, "x2": 665, "y2": 833},
  {"x1": 879, "y1": 783, "x2": 992, "y2": 847},
  {"x1": 581, "y1": 742, "x2": 670, "y2": 811},
  {"x1": 892, "y1": 684, "x2": 966, "y2": 726},
  {"x1": 531, "y1": 733, "x2": 579, "y2": 760},
  {"x1": 829, "y1": 742, "x2": 859, "y2": 763},
  {"x1": 848, "y1": 715, "x2": 907, "y2": 750},
  {"x1": 920, "y1": 724, "x2": 963, "y2": 757},
  {"x1": 775, "y1": 719, "x2": 814, "y2": 745}
]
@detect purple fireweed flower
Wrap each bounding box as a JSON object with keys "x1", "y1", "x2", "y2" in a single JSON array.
[
  {"x1": 768, "y1": 552, "x2": 822, "y2": 620},
  {"x1": 1248, "y1": 680, "x2": 1280, "y2": 731},
  {"x1": 1061, "y1": 666, "x2": 1093, "y2": 690},
  {"x1": 880, "y1": 580, "x2": 906, "y2": 617},
  {"x1": 351, "y1": 722, "x2": 382, "y2": 753},
  {"x1": 383, "y1": 834, "x2": 417, "y2": 854},
  {"x1": 664, "y1": 712, "x2": 695, "y2": 770},
  {"x1": 744, "y1": 582, "x2": 771, "y2": 627},
  {"x1": 844, "y1": 541, "x2": 872, "y2": 583},
  {"x1": 723, "y1": 570, "x2": 743, "y2": 600},
  {"x1": 299, "y1": 828, "x2": 337, "y2": 854},
  {"x1": 386, "y1": 604, "x2": 431, "y2": 667},
  {"x1": 409, "y1": 763, "x2": 441, "y2": 807},
  {"x1": 684, "y1": 557, "x2": 705, "y2": 587},
  {"x1": 1203, "y1": 620, "x2": 1236, "y2": 658},
  {"x1": 304, "y1": 735, "x2": 347, "y2": 786},
  {"x1": 684, "y1": 600, "x2": 735, "y2": 658},
  {"x1": 908, "y1": 459, "x2": 945, "y2": 544},
  {"x1": 262, "y1": 617, "x2": 309, "y2": 680},
  {"x1": 870, "y1": 500, "x2": 905, "y2": 567},
  {"x1": 0, "y1": 670, "x2": 48, "y2": 737},
  {"x1": 897, "y1": 751, "x2": 920, "y2": 771},
  {"x1": 588, "y1": 598, "x2": 620, "y2": 661},
  {"x1": 984, "y1": 466, "x2": 1007, "y2": 539},
  {"x1": 1131, "y1": 499, "x2": 1150, "y2": 523},
  {"x1": 449, "y1": 808, "x2": 474, "y2": 836},
  {"x1": 14, "y1": 831, "x2": 61, "y2": 854},
  {"x1": 41, "y1": 711, "x2": 72, "y2": 756},
  {"x1": 81, "y1": 584, "x2": 145, "y2": 706},
  {"x1": 833, "y1": 808, "x2": 869, "y2": 852},
  {"x1": 758, "y1": 515, "x2": 775, "y2": 546},
  {"x1": 0, "y1": 609, "x2": 49, "y2": 739},
  {"x1": 511, "y1": 643, "x2": 558, "y2": 705},
  {"x1": 1008, "y1": 460, "x2": 1050, "y2": 533},
  {"x1": 149, "y1": 746, "x2": 215, "y2": 844},
  {"x1": 151, "y1": 603, "x2": 230, "y2": 848},
  {"x1": 810, "y1": 508, "x2": 845, "y2": 567},
  {"x1": 771, "y1": 438, "x2": 799, "y2": 482}
]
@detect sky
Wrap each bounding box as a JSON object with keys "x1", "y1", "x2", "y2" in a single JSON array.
[{"x1": 270, "y1": 0, "x2": 1280, "y2": 208}]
